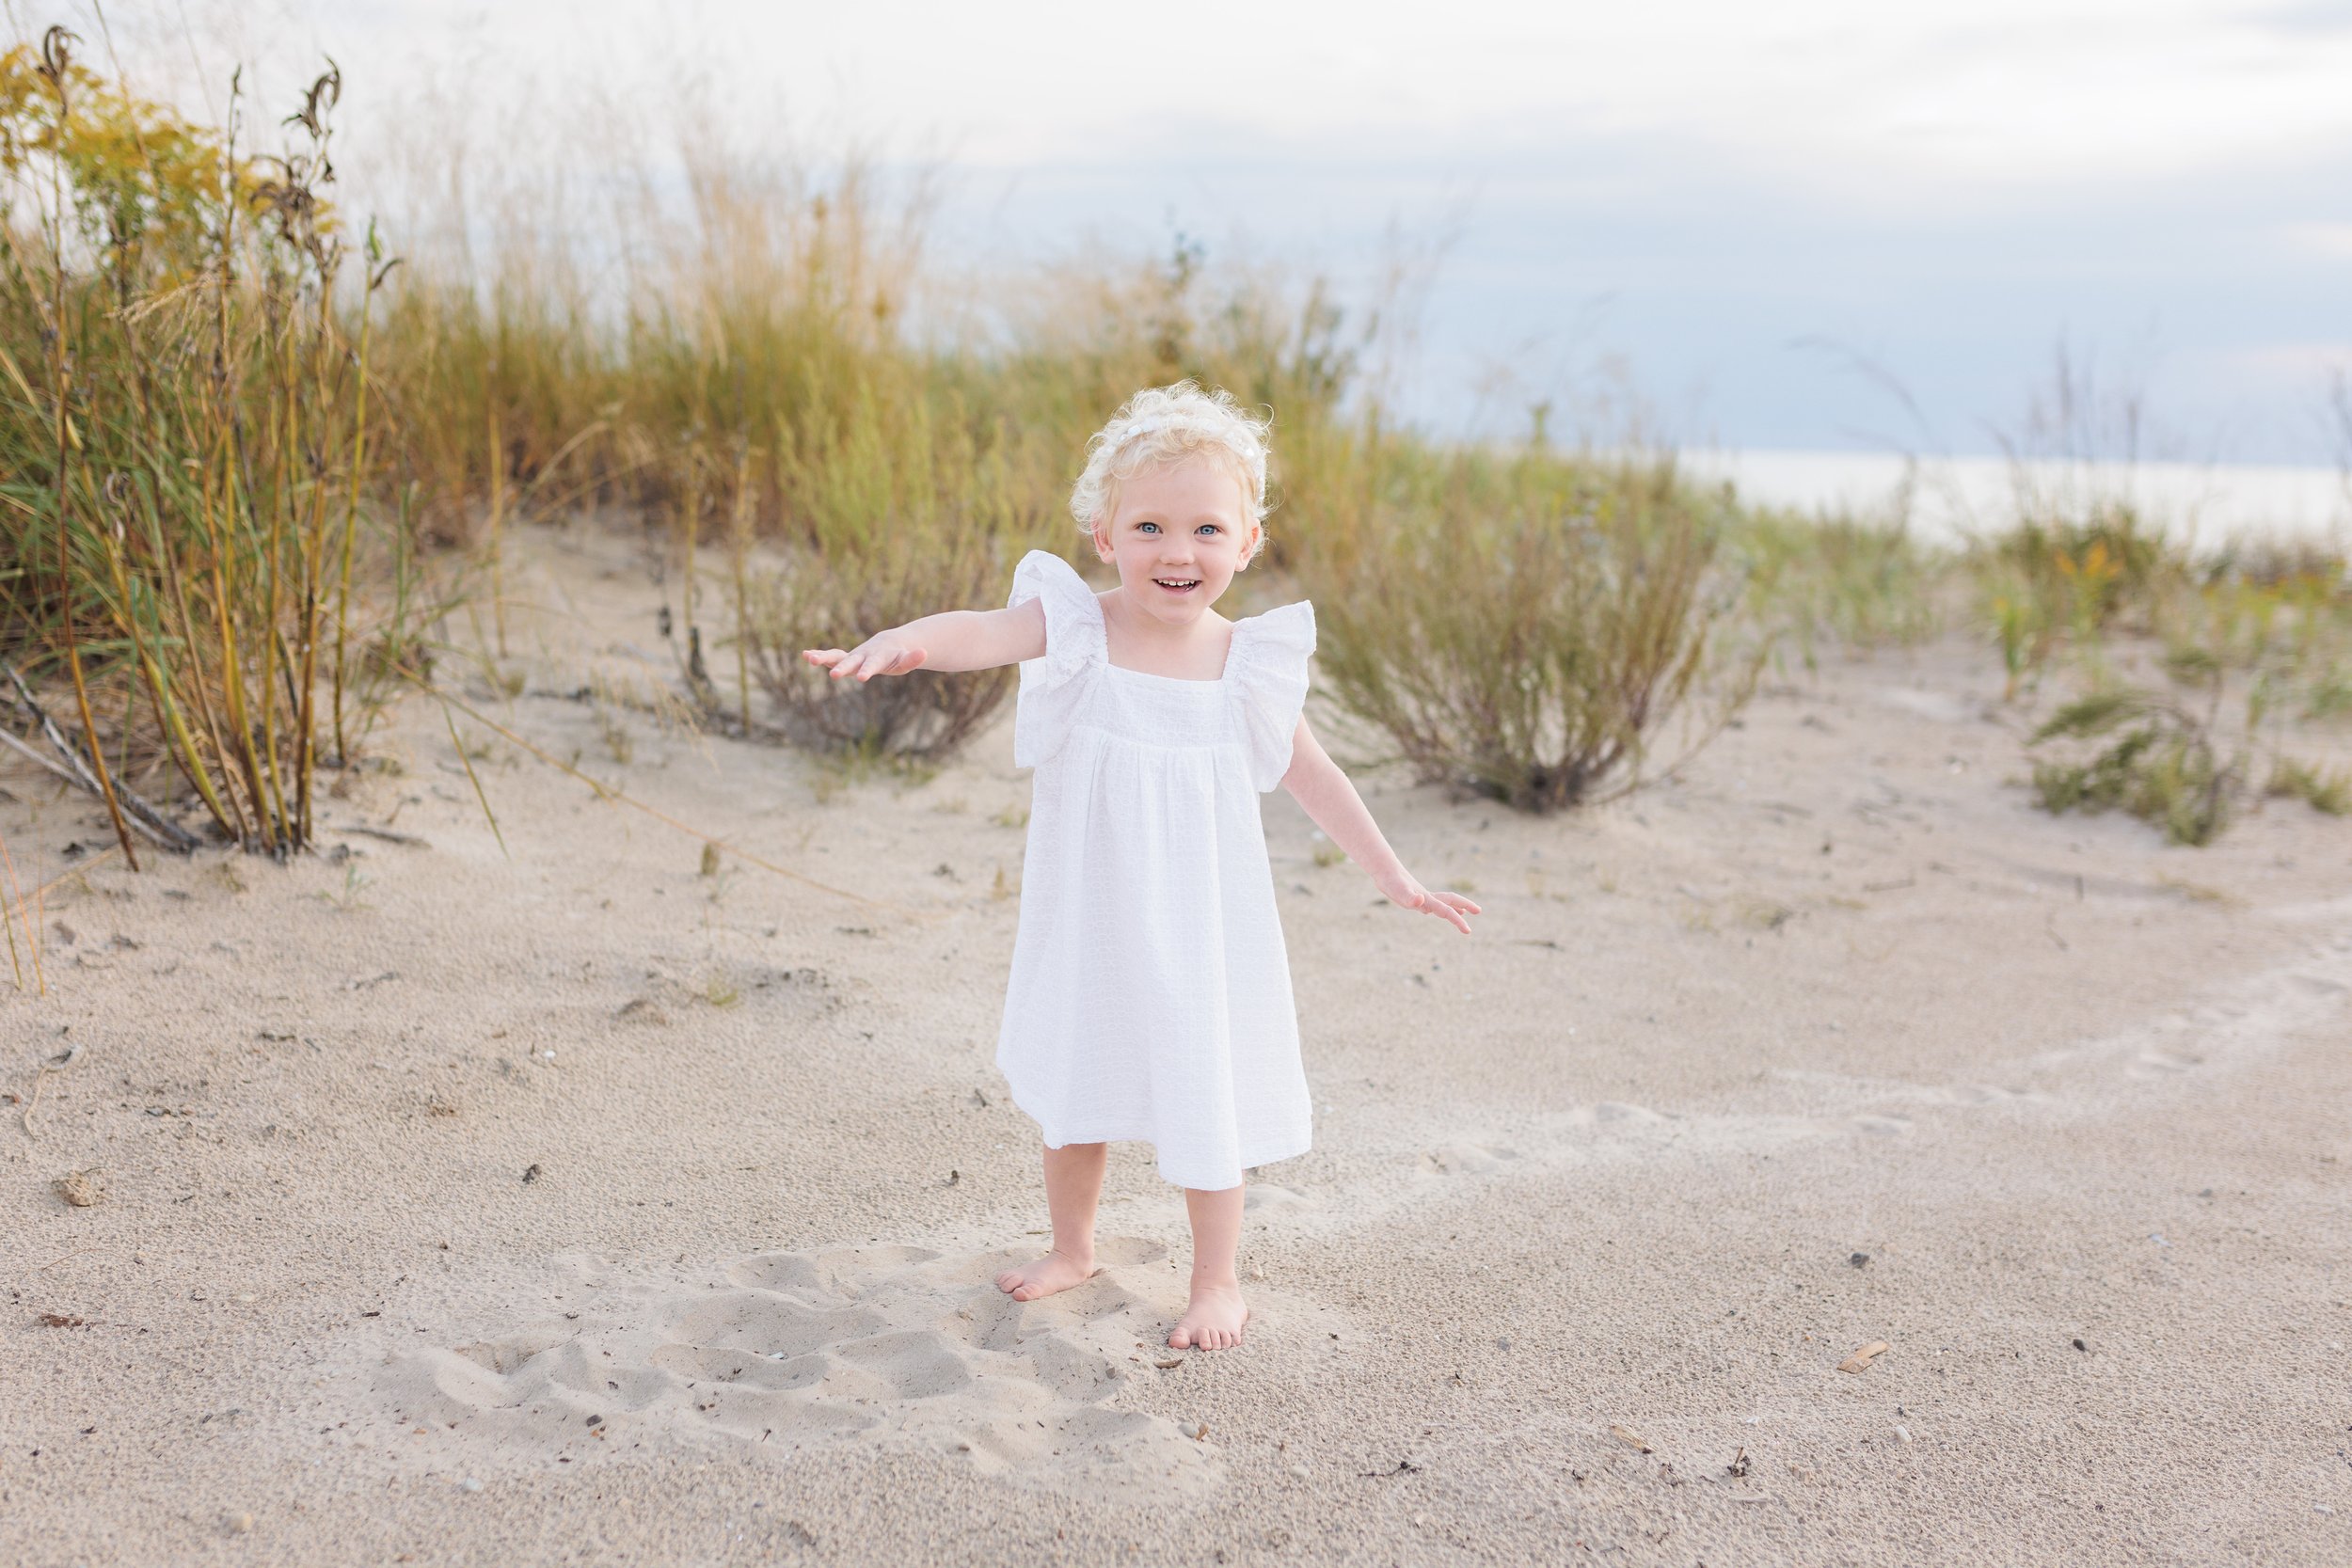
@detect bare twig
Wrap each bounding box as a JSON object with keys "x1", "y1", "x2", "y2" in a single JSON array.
[
  {"x1": 35, "y1": 1244, "x2": 102, "y2": 1272},
  {"x1": 332, "y1": 823, "x2": 428, "y2": 847},
  {"x1": 23, "y1": 1043, "x2": 80, "y2": 1136},
  {"x1": 0, "y1": 725, "x2": 85, "y2": 789},
  {"x1": 5, "y1": 665, "x2": 203, "y2": 852}
]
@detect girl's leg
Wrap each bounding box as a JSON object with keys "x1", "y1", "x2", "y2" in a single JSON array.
[
  {"x1": 994, "y1": 1141, "x2": 1105, "y2": 1301},
  {"x1": 1169, "y1": 1181, "x2": 1249, "y2": 1350}
]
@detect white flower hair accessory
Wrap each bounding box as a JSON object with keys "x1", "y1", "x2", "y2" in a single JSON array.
[{"x1": 1070, "y1": 382, "x2": 1275, "y2": 564}]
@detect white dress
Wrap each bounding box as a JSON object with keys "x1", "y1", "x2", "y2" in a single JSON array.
[{"x1": 994, "y1": 549, "x2": 1318, "y2": 1191}]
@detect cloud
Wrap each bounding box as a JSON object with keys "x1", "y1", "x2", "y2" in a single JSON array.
[
  {"x1": 2280, "y1": 221, "x2": 2352, "y2": 259},
  {"x1": 73, "y1": 0, "x2": 2352, "y2": 462},
  {"x1": 2223, "y1": 341, "x2": 2352, "y2": 379},
  {"x1": 2254, "y1": 0, "x2": 2352, "y2": 37}
]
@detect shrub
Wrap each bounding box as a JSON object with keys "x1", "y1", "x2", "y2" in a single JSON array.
[
  {"x1": 2027, "y1": 689, "x2": 2244, "y2": 846},
  {"x1": 1301, "y1": 445, "x2": 1758, "y2": 814},
  {"x1": 724, "y1": 378, "x2": 1029, "y2": 761},
  {"x1": 2027, "y1": 675, "x2": 2350, "y2": 845}
]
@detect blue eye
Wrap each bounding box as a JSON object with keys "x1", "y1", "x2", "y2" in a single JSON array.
[{"x1": 1138, "y1": 521, "x2": 1159, "y2": 533}]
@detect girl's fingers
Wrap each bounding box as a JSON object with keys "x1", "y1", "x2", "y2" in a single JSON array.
[
  {"x1": 1381, "y1": 884, "x2": 1475, "y2": 931},
  {"x1": 806, "y1": 643, "x2": 923, "y2": 680}
]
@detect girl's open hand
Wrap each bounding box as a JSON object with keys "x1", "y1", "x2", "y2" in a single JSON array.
[
  {"x1": 801, "y1": 632, "x2": 929, "y2": 683},
  {"x1": 1375, "y1": 868, "x2": 1481, "y2": 934}
]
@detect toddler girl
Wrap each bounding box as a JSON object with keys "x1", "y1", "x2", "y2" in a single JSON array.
[{"x1": 802, "y1": 383, "x2": 1479, "y2": 1351}]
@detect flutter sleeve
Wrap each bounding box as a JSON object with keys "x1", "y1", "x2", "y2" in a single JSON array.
[
  {"x1": 1230, "y1": 600, "x2": 1317, "y2": 791},
  {"x1": 1007, "y1": 549, "x2": 1106, "y2": 768}
]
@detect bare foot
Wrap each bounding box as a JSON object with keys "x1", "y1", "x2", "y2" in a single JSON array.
[
  {"x1": 1168, "y1": 1282, "x2": 1249, "y2": 1350},
  {"x1": 994, "y1": 1247, "x2": 1098, "y2": 1302}
]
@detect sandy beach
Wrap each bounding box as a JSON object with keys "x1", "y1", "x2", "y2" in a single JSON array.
[{"x1": 7, "y1": 516, "x2": 2350, "y2": 1566}]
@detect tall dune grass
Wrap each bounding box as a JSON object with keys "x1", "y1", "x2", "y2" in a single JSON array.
[
  {"x1": 0, "y1": 38, "x2": 1867, "y2": 841},
  {"x1": 1725, "y1": 499, "x2": 1948, "y2": 671},
  {"x1": 0, "y1": 34, "x2": 431, "y2": 861},
  {"x1": 358, "y1": 132, "x2": 1382, "y2": 762}
]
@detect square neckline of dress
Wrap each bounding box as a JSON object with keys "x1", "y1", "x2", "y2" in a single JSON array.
[{"x1": 1095, "y1": 592, "x2": 1245, "y2": 687}]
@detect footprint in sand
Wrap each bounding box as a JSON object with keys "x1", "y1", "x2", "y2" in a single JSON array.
[
  {"x1": 358, "y1": 1236, "x2": 1246, "y2": 1494},
  {"x1": 1416, "y1": 1144, "x2": 1522, "y2": 1177},
  {"x1": 2130, "y1": 1049, "x2": 2203, "y2": 1077},
  {"x1": 1936, "y1": 1084, "x2": 2038, "y2": 1107}
]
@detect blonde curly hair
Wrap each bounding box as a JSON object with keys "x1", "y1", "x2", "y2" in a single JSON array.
[{"x1": 1070, "y1": 382, "x2": 1273, "y2": 565}]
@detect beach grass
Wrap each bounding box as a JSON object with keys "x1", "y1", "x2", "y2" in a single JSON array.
[
  {"x1": 4, "y1": 40, "x2": 2344, "y2": 856},
  {"x1": 0, "y1": 35, "x2": 443, "y2": 862},
  {"x1": 1293, "y1": 442, "x2": 1761, "y2": 813}
]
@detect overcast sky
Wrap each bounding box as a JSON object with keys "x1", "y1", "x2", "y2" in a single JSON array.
[{"x1": 49, "y1": 0, "x2": 2352, "y2": 462}]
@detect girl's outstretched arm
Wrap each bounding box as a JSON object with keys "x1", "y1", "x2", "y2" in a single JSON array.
[
  {"x1": 802, "y1": 598, "x2": 1048, "y2": 682},
  {"x1": 1279, "y1": 714, "x2": 1481, "y2": 935}
]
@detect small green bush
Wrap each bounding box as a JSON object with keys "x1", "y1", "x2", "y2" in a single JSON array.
[
  {"x1": 1964, "y1": 504, "x2": 2194, "y2": 699},
  {"x1": 1303, "y1": 448, "x2": 1757, "y2": 814},
  {"x1": 2028, "y1": 690, "x2": 2242, "y2": 846},
  {"x1": 2266, "y1": 756, "x2": 2352, "y2": 816},
  {"x1": 2027, "y1": 681, "x2": 2351, "y2": 846}
]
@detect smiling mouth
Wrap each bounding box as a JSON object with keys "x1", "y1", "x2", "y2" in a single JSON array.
[{"x1": 1152, "y1": 577, "x2": 1200, "y2": 594}]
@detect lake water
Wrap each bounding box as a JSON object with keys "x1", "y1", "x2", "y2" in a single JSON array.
[{"x1": 1682, "y1": 450, "x2": 2350, "y2": 554}]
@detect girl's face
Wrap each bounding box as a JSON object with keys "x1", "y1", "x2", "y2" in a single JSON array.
[{"x1": 1090, "y1": 456, "x2": 1261, "y2": 624}]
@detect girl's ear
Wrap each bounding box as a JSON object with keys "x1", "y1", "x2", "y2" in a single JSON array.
[{"x1": 1090, "y1": 517, "x2": 1113, "y2": 561}]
